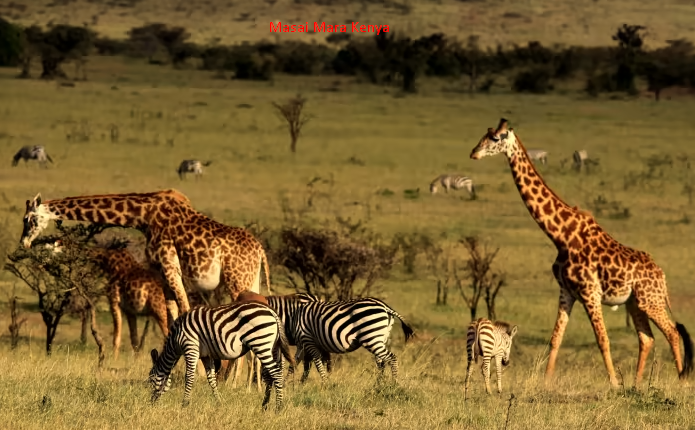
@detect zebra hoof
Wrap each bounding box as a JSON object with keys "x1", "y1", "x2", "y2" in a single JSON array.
[{"x1": 181, "y1": 399, "x2": 191, "y2": 408}]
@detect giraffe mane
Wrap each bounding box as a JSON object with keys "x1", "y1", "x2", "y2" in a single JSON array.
[{"x1": 43, "y1": 189, "x2": 191, "y2": 204}]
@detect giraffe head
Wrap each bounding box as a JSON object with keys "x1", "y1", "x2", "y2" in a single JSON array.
[
  {"x1": 469, "y1": 118, "x2": 519, "y2": 160},
  {"x1": 21, "y1": 193, "x2": 56, "y2": 249}
]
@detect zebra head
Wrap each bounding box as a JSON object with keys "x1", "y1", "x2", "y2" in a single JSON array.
[
  {"x1": 21, "y1": 193, "x2": 56, "y2": 249},
  {"x1": 148, "y1": 349, "x2": 173, "y2": 400},
  {"x1": 501, "y1": 325, "x2": 518, "y2": 366},
  {"x1": 470, "y1": 118, "x2": 518, "y2": 161}
]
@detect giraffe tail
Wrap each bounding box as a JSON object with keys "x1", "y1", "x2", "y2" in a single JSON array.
[
  {"x1": 676, "y1": 322, "x2": 694, "y2": 379},
  {"x1": 261, "y1": 248, "x2": 271, "y2": 295}
]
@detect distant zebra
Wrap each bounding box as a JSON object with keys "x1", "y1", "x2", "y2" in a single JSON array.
[
  {"x1": 526, "y1": 149, "x2": 548, "y2": 165},
  {"x1": 12, "y1": 145, "x2": 53, "y2": 168},
  {"x1": 177, "y1": 159, "x2": 212, "y2": 180},
  {"x1": 290, "y1": 294, "x2": 415, "y2": 383},
  {"x1": 265, "y1": 293, "x2": 334, "y2": 378},
  {"x1": 148, "y1": 302, "x2": 294, "y2": 411},
  {"x1": 464, "y1": 318, "x2": 518, "y2": 400},
  {"x1": 429, "y1": 174, "x2": 476, "y2": 198},
  {"x1": 573, "y1": 150, "x2": 588, "y2": 172}
]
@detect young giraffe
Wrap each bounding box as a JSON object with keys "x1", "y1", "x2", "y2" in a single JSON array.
[
  {"x1": 469, "y1": 118, "x2": 694, "y2": 387},
  {"x1": 19, "y1": 189, "x2": 272, "y2": 324},
  {"x1": 88, "y1": 242, "x2": 170, "y2": 360}
]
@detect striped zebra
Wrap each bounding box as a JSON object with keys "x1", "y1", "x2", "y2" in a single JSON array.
[
  {"x1": 429, "y1": 174, "x2": 476, "y2": 198},
  {"x1": 177, "y1": 159, "x2": 212, "y2": 180},
  {"x1": 12, "y1": 145, "x2": 53, "y2": 168},
  {"x1": 573, "y1": 150, "x2": 588, "y2": 172},
  {"x1": 464, "y1": 318, "x2": 518, "y2": 400},
  {"x1": 148, "y1": 302, "x2": 295, "y2": 411},
  {"x1": 290, "y1": 294, "x2": 415, "y2": 383},
  {"x1": 265, "y1": 293, "x2": 334, "y2": 378},
  {"x1": 526, "y1": 149, "x2": 548, "y2": 166}
]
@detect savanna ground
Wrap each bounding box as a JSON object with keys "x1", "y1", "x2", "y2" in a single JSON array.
[{"x1": 2, "y1": 19, "x2": 695, "y2": 429}]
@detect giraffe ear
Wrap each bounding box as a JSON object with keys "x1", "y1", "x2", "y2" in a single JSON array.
[{"x1": 495, "y1": 118, "x2": 509, "y2": 134}]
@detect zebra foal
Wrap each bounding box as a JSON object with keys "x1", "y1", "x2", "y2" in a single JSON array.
[
  {"x1": 290, "y1": 295, "x2": 415, "y2": 383},
  {"x1": 429, "y1": 174, "x2": 476, "y2": 198},
  {"x1": 464, "y1": 318, "x2": 518, "y2": 400},
  {"x1": 12, "y1": 145, "x2": 53, "y2": 168},
  {"x1": 177, "y1": 159, "x2": 212, "y2": 180},
  {"x1": 148, "y1": 302, "x2": 295, "y2": 411}
]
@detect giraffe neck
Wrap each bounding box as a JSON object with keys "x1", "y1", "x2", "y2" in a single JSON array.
[
  {"x1": 41, "y1": 193, "x2": 163, "y2": 229},
  {"x1": 506, "y1": 136, "x2": 580, "y2": 249}
]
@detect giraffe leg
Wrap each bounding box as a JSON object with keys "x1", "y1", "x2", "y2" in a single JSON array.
[
  {"x1": 582, "y1": 296, "x2": 619, "y2": 387},
  {"x1": 152, "y1": 303, "x2": 170, "y2": 340},
  {"x1": 545, "y1": 288, "x2": 576, "y2": 384},
  {"x1": 126, "y1": 313, "x2": 139, "y2": 353},
  {"x1": 110, "y1": 291, "x2": 122, "y2": 361},
  {"x1": 158, "y1": 248, "x2": 191, "y2": 315},
  {"x1": 644, "y1": 305, "x2": 686, "y2": 379},
  {"x1": 234, "y1": 355, "x2": 245, "y2": 388},
  {"x1": 626, "y1": 297, "x2": 654, "y2": 386}
]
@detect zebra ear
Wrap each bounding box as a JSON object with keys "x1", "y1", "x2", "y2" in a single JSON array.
[
  {"x1": 509, "y1": 325, "x2": 518, "y2": 338},
  {"x1": 150, "y1": 348, "x2": 159, "y2": 365}
]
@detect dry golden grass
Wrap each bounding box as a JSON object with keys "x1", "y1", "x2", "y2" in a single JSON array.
[
  {"x1": 0, "y1": 56, "x2": 695, "y2": 429},
  {"x1": 3, "y1": 0, "x2": 695, "y2": 48}
]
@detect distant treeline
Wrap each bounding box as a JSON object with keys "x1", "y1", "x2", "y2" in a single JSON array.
[{"x1": 1, "y1": 18, "x2": 694, "y2": 99}]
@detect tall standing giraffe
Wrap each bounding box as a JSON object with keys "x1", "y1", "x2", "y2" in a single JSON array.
[
  {"x1": 19, "y1": 189, "x2": 272, "y2": 322},
  {"x1": 468, "y1": 118, "x2": 693, "y2": 387}
]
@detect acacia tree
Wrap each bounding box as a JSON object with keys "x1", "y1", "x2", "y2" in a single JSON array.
[
  {"x1": 454, "y1": 236, "x2": 506, "y2": 320},
  {"x1": 272, "y1": 94, "x2": 311, "y2": 153},
  {"x1": 4, "y1": 224, "x2": 107, "y2": 365}
]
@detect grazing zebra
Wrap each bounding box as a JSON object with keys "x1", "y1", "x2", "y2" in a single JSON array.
[
  {"x1": 290, "y1": 295, "x2": 415, "y2": 383},
  {"x1": 573, "y1": 150, "x2": 588, "y2": 172},
  {"x1": 12, "y1": 145, "x2": 53, "y2": 168},
  {"x1": 429, "y1": 174, "x2": 476, "y2": 198},
  {"x1": 177, "y1": 159, "x2": 212, "y2": 180},
  {"x1": 464, "y1": 318, "x2": 518, "y2": 400},
  {"x1": 148, "y1": 302, "x2": 294, "y2": 411},
  {"x1": 265, "y1": 293, "x2": 333, "y2": 377},
  {"x1": 526, "y1": 149, "x2": 548, "y2": 166}
]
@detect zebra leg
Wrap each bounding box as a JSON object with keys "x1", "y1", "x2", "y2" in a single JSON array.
[
  {"x1": 464, "y1": 355, "x2": 475, "y2": 401},
  {"x1": 201, "y1": 356, "x2": 223, "y2": 402},
  {"x1": 495, "y1": 355, "x2": 504, "y2": 394},
  {"x1": 302, "y1": 342, "x2": 329, "y2": 383},
  {"x1": 182, "y1": 347, "x2": 201, "y2": 407},
  {"x1": 362, "y1": 338, "x2": 399, "y2": 380},
  {"x1": 481, "y1": 356, "x2": 492, "y2": 395},
  {"x1": 255, "y1": 355, "x2": 262, "y2": 393}
]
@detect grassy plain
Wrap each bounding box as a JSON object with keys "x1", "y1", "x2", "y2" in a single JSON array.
[
  {"x1": 3, "y1": 0, "x2": 695, "y2": 48},
  {"x1": 1, "y1": 55, "x2": 695, "y2": 429}
]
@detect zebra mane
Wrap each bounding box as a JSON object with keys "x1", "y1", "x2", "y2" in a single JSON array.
[{"x1": 492, "y1": 320, "x2": 515, "y2": 335}]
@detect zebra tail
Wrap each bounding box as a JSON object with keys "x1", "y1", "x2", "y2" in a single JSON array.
[
  {"x1": 275, "y1": 315, "x2": 296, "y2": 369},
  {"x1": 383, "y1": 306, "x2": 415, "y2": 342},
  {"x1": 472, "y1": 321, "x2": 480, "y2": 364},
  {"x1": 203, "y1": 161, "x2": 213, "y2": 166},
  {"x1": 46, "y1": 153, "x2": 54, "y2": 163}
]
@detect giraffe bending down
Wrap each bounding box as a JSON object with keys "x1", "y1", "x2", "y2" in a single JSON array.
[
  {"x1": 88, "y1": 243, "x2": 170, "y2": 360},
  {"x1": 469, "y1": 118, "x2": 694, "y2": 387},
  {"x1": 19, "y1": 189, "x2": 272, "y2": 325}
]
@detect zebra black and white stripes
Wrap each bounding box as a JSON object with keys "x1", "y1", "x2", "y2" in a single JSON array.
[
  {"x1": 177, "y1": 159, "x2": 212, "y2": 180},
  {"x1": 289, "y1": 295, "x2": 415, "y2": 383},
  {"x1": 429, "y1": 174, "x2": 476, "y2": 198},
  {"x1": 12, "y1": 145, "x2": 53, "y2": 168},
  {"x1": 526, "y1": 149, "x2": 548, "y2": 166},
  {"x1": 464, "y1": 318, "x2": 518, "y2": 400},
  {"x1": 573, "y1": 150, "x2": 588, "y2": 172},
  {"x1": 148, "y1": 302, "x2": 295, "y2": 411}
]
